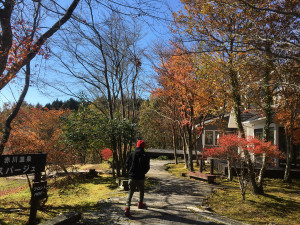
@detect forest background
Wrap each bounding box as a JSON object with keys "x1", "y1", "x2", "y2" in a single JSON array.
[{"x1": 0, "y1": 0, "x2": 299, "y2": 187}]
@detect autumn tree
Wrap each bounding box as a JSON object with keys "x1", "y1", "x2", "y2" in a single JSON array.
[
  {"x1": 231, "y1": 0, "x2": 299, "y2": 185},
  {"x1": 0, "y1": 0, "x2": 80, "y2": 90},
  {"x1": 138, "y1": 98, "x2": 178, "y2": 158},
  {"x1": 174, "y1": 0, "x2": 252, "y2": 188},
  {"x1": 139, "y1": 93, "x2": 185, "y2": 164},
  {"x1": 3, "y1": 106, "x2": 77, "y2": 175},
  {"x1": 153, "y1": 44, "x2": 218, "y2": 171},
  {"x1": 0, "y1": 0, "x2": 80, "y2": 155},
  {"x1": 274, "y1": 59, "x2": 300, "y2": 183},
  {"x1": 172, "y1": 0, "x2": 299, "y2": 194},
  {"x1": 205, "y1": 134, "x2": 282, "y2": 200}
]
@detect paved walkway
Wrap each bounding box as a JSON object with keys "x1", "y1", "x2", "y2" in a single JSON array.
[{"x1": 74, "y1": 160, "x2": 247, "y2": 225}]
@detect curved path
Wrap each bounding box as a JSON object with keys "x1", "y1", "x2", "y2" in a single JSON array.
[{"x1": 75, "y1": 160, "x2": 246, "y2": 225}]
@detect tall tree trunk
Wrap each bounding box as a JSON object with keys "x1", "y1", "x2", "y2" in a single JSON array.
[
  {"x1": 182, "y1": 136, "x2": 188, "y2": 169},
  {"x1": 187, "y1": 126, "x2": 194, "y2": 171},
  {"x1": 117, "y1": 137, "x2": 122, "y2": 177},
  {"x1": 238, "y1": 160, "x2": 248, "y2": 201},
  {"x1": 257, "y1": 153, "x2": 266, "y2": 191},
  {"x1": 284, "y1": 135, "x2": 293, "y2": 183},
  {"x1": 0, "y1": 1, "x2": 14, "y2": 79},
  {"x1": 97, "y1": 28, "x2": 117, "y2": 178},
  {"x1": 229, "y1": 43, "x2": 260, "y2": 194},
  {"x1": 194, "y1": 130, "x2": 199, "y2": 167},
  {"x1": 122, "y1": 142, "x2": 128, "y2": 176},
  {"x1": 0, "y1": 63, "x2": 31, "y2": 155},
  {"x1": 113, "y1": 145, "x2": 119, "y2": 177},
  {"x1": 194, "y1": 148, "x2": 199, "y2": 167},
  {"x1": 131, "y1": 60, "x2": 138, "y2": 122},
  {"x1": 227, "y1": 159, "x2": 233, "y2": 181},
  {"x1": 244, "y1": 149, "x2": 261, "y2": 194},
  {"x1": 172, "y1": 125, "x2": 178, "y2": 164},
  {"x1": 284, "y1": 109, "x2": 295, "y2": 183},
  {"x1": 119, "y1": 78, "x2": 126, "y2": 119},
  {"x1": 258, "y1": 43, "x2": 273, "y2": 194},
  {"x1": 110, "y1": 130, "x2": 117, "y2": 178}
]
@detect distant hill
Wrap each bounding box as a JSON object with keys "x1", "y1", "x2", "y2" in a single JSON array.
[{"x1": 44, "y1": 98, "x2": 80, "y2": 111}]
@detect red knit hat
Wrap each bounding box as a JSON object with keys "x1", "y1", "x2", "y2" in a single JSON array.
[{"x1": 136, "y1": 140, "x2": 146, "y2": 148}]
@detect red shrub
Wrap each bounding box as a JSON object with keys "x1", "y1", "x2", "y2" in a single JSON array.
[{"x1": 101, "y1": 148, "x2": 112, "y2": 160}]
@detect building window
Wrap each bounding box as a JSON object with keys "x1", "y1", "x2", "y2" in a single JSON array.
[
  {"x1": 204, "y1": 130, "x2": 220, "y2": 146},
  {"x1": 215, "y1": 132, "x2": 219, "y2": 145},
  {"x1": 279, "y1": 127, "x2": 286, "y2": 152},
  {"x1": 254, "y1": 128, "x2": 263, "y2": 140},
  {"x1": 254, "y1": 128, "x2": 275, "y2": 144},
  {"x1": 269, "y1": 128, "x2": 275, "y2": 144},
  {"x1": 205, "y1": 131, "x2": 214, "y2": 145}
]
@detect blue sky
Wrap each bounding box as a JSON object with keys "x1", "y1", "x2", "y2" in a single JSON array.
[{"x1": 0, "y1": 0, "x2": 182, "y2": 109}]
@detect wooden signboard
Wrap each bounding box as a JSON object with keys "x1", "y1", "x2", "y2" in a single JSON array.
[
  {"x1": 32, "y1": 181, "x2": 47, "y2": 200},
  {"x1": 0, "y1": 154, "x2": 46, "y2": 177},
  {"x1": 0, "y1": 153, "x2": 47, "y2": 225}
]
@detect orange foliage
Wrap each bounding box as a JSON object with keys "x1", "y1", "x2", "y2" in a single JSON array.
[
  {"x1": 275, "y1": 108, "x2": 300, "y2": 145},
  {"x1": 0, "y1": 0, "x2": 80, "y2": 91},
  {"x1": 153, "y1": 43, "x2": 229, "y2": 134},
  {"x1": 1, "y1": 20, "x2": 50, "y2": 81},
  {"x1": 4, "y1": 107, "x2": 77, "y2": 166},
  {"x1": 153, "y1": 44, "x2": 209, "y2": 128}
]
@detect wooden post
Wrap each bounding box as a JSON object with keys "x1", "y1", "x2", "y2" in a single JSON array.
[
  {"x1": 199, "y1": 155, "x2": 203, "y2": 173},
  {"x1": 28, "y1": 172, "x2": 41, "y2": 225},
  {"x1": 210, "y1": 159, "x2": 214, "y2": 175}
]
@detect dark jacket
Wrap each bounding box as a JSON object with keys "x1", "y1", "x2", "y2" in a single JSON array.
[{"x1": 126, "y1": 147, "x2": 150, "y2": 180}]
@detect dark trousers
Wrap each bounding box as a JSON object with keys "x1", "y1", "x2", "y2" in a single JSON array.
[{"x1": 126, "y1": 179, "x2": 145, "y2": 208}]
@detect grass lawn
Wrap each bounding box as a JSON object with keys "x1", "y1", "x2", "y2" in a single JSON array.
[
  {"x1": 167, "y1": 162, "x2": 300, "y2": 225},
  {"x1": 71, "y1": 163, "x2": 111, "y2": 171},
  {"x1": 0, "y1": 163, "x2": 124, "y2": 225}
]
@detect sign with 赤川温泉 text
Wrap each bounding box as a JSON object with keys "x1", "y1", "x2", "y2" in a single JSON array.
[{"x1": 0, "y1": 154, "x2": 46, "y2": 177}]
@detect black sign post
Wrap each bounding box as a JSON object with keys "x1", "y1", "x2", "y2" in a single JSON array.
[
  {"x1": 29, "y1": 171, "x2": 45, "y2": 225},
  {"x1": 0, "y1": 154, "x2": 47, "y2": 225}
]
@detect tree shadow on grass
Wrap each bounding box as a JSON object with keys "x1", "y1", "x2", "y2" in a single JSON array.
[
  {"x1": 40, "y1": 202, "x2": 100, "y2": 216},
  {"x1": 0, "y1": 201, "x2": 112, "y2": 225},
  {"x1": 0, "y1": 220, "x2": 8, "y2": 225},
  {"x1": 34, "y1": 175, "x2": 120, "y2": 222},
  {"x1": 50, "y1": 175, "x2": 119, "y2": 195},
  {"x1": 0, "y1": 207, "x2": 30, "y2": 225},
  {"x1": 39, "y1": 201, "x2": 123, "y2": 224},
  {"x1": 88, "y1": 176, "x2": 119, "y2": 189},
  {"x1": 0, "y1": 199, "x2": 30, "y2": 217},
  {"x1": 253, "y1": 193, "x2": 300, "y2": 218},
  {"x1": 0, "y1": 177, "x2": 114, "y2": 224},
  {"x1": 71, "y1": 175, "x2": 118, "y2": 189}
]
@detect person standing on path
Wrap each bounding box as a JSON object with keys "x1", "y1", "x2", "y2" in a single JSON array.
[{"x1": 125, "y1": 140, "x2": 150, "y2": 217}]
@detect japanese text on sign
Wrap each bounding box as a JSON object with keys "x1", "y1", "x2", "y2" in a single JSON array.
[
  {"x1": 0, "y1": 154, "x2": 46, "y2": 177},
  {"x1": 32, "y1": 181, "x2": 47, "y2": 200}
]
